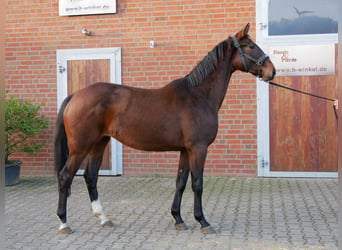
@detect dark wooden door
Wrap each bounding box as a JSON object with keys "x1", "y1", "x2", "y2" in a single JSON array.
[
  {"x1": 269, "y1": 48, "x2": 338, "y2": 172},
  {"x1": 67, "y1": 59, "x2": 112, "y2": 170}
]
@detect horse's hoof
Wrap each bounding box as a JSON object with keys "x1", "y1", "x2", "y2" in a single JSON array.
[
  {"x1": 200, "y1": 226, "x2": 216, "y2": 234},
  {"x1": 175, "y1": 223, "x2": 189, "y2": 231},
  {"x1": 102, "y1": 220, "x2": 114, "y2": 228},
  {"x1": 59, "y1": 226, "x2": 73, "y2": 234}
]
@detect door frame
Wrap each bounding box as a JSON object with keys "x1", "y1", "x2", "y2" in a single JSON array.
[
  {"x1": 256, "y1": 0, "x2": 338, "y2": 177},
  {"x1": 56, "y1": 48, "x2": 123, "y2": 176}
]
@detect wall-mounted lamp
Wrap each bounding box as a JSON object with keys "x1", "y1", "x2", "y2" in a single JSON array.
[
  {"x1": 82, "y1": 28, "x2": 93, "y2": 36},
  {"x1": 150, "y1": 40, "x2": 155, "y2": 48}
]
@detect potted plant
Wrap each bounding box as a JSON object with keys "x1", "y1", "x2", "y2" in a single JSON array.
[{"x1": 5, "y1": 94, "x2": 49, "y2": 186}]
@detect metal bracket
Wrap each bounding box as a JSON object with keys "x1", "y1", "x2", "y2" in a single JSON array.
[
  {"x1": 259, "y1": 23, "x2": 267, "y2": 31},
  {"x1": 58, "y1": 65, "x2": 66, "y2": 74},
  {"x1": 261, "y1": 159, "x2": 269, "y2": 168}
]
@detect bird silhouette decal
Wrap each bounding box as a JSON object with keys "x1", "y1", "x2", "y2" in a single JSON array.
[{"x1": 293, "y1": 6, "x2": 314, "y2": 16}]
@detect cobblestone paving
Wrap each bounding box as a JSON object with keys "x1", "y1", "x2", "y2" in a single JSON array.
[{"x1": 5, "y1": 176, "x2": 337, "y2": 249}]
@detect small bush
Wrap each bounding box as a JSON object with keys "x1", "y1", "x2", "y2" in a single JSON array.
[{"x1": 5, "y1": 95, "x2": 49, "y2": 163}]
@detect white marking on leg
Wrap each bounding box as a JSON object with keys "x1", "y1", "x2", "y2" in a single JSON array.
[
  {"x1": 56, "y1": 215, "x2": 70, "y2": 231},
  {"x1": 91, "y1": 199, "x2": 110, "y2": 225},
  {"x1": 59, "y1": 223, "x2": 69, "y2": 231}
]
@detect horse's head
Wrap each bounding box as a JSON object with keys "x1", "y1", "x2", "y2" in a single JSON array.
[{"x1": 231, "y1": 23, "x2": 276, "y2": 81}]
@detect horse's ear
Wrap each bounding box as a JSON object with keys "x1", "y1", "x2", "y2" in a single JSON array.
[
  {"x1": 244, "y1": 23, "x2": 250, "y2": 35},
  {"x1": 235, "y1": 23, "x2": 250, "y2": 40}
]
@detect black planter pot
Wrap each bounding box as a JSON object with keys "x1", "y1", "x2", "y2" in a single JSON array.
[{"x1": 5, "y1": 161, "x2": 21, "y2": 186}]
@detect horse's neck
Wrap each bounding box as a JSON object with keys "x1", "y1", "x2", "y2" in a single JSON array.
[{"x1": 202, "y1": 58, "x2": 234, "y2": 111}]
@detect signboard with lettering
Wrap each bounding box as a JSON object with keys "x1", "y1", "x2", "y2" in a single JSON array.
[
  {"x1": 59, "y1": 0, "x2": 116, "y2": 16},
  {"x1": 268, "y1": 44, "x2": 335, "y2": 76}
]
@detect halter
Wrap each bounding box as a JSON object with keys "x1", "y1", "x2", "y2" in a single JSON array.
[{"x1": 231, "y1": 36, "x2": 269, "y2": 77}]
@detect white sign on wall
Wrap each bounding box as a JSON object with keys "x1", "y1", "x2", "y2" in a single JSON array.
[
  {"x1": 59, "y1": 0, "x2": 116, "y2": 16},
  {"x1": 268, "y1": 44, "x2": 335, "y2": 76}
]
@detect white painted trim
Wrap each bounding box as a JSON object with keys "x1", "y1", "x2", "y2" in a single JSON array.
[
  {"x1": 261, "y1": 170, "x2": 337, "y2": 178},
  {"x1": 56, "y1": 47, "x2": 123, "y2": 176},
  {"x1": 257, "y1": 79, "x2": 270, "y2": 177},
  {"x1": 256, "y1": 0, "x2": 337, "y2": 178}
]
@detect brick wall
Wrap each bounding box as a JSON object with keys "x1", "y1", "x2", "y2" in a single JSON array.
[{"x1": 5, "y1": 0, "x2": 258, "y2": 177}]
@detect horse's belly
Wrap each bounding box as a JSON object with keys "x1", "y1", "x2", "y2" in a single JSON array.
[
  {"x1": 114, "y1": 133, "x2": 182, "y2": 152},
  {"x1": 109, "y1": 121, "x2": 183, "y2": 152}
]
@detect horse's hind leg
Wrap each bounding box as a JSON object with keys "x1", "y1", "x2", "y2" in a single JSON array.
[
  {"x1": 171, "y1": 149, "x2": 190, "y2": 230},
  {"x1": 84, "y1": 136, "x2": 114, "y2": 228},
  {"x1": 57, "y1": 153, "x2": 86, "y2": 234}
]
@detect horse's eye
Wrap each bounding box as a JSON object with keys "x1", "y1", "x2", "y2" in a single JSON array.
[{"x1": 249, "y1": 45, "x2": 255, "y2": 49}]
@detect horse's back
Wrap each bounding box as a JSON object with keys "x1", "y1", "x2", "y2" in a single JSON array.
[{"x1": 67, "y1": 82, "x2": 132, "y2": 112}]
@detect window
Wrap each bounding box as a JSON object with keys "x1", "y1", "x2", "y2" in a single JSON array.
[{"x1": 268, "y1": 0, "x2": 338, "y2": 36}]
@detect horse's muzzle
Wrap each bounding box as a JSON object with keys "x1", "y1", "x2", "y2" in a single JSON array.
[{"x1": 261, "y1": 61, "x2": 276, "y2": 82}]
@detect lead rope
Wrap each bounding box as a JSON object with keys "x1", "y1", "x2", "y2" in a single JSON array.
[{"x1": 267, "y1": 81, "x2": 338, "y2": 121}]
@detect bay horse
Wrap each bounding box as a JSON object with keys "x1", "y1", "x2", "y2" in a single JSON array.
[{"x1": 54, "y1": 23, "x2": 275, "y2": 234}]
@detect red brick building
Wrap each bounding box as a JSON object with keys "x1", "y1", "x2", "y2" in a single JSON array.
[{"x1": 5, "y1": 0, "x2": 338, "y2": 178}]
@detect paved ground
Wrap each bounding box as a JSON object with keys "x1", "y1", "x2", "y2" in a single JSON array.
[{"x1": 5, "y1": 176, "x2": 338, "y2": 250}]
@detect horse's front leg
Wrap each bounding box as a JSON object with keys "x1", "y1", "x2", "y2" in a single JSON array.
[
  {"x1": 84, "y1": 137, "x2": 113, "y2": 228},
  {"x1": 189, "y1": 146, "x2": 216, "y2": 234},
  {"x1": 171, "y1": 149, "x2": 190, "y2": 230}
]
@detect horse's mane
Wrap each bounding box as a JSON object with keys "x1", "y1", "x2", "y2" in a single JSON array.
[{"x1": 186, "y1": 37, "x2": 232, "y2": 87}]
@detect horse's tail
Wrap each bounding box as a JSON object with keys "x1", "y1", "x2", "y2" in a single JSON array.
[{"x1": 54, "y1": 94, "x2": 73, "y2": 176}]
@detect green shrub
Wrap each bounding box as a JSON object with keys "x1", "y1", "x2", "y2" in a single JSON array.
[{"x1": 5, "y1": 95, "x2": 49, "y2": 163}]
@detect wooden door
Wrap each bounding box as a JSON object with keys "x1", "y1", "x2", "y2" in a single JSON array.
[
  {"x1": 269, "y1": 49, "x2": 338, "y2": 172},
  {"x1": 67, "y1": 59, "x2": 112, "y2": 170}
]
